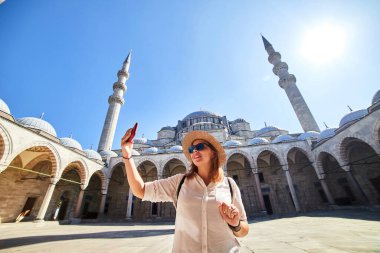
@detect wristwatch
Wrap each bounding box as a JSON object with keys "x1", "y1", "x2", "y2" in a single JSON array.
[{"x1": 228, "y1": 220, "x2": 241, "y2": 232}]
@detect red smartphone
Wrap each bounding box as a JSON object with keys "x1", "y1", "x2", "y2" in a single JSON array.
[{"x1": 127, "y1": 122, "x2": 138, "y2": 143}]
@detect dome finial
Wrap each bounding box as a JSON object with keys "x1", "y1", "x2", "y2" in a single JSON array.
[
  {"x1": 142, "y1": 133, "x2": 145, "y2": 138},
  {"x1": 70, "y1": 133, "x2": 73, "y2": 139},
  {"x1": 323, "y1": 122, "x2": 329, "y2": 129},
  {"x1": 264, "y1": 122, "x2": 267, "y2": 127},
  {"x1": 90, "y1": 144, "x2": 93, "y2": 150},
  {"x1": 40, "y1": 112, "x2": 45, "y2": 119},
  {"x1": 347, "y1": 105, "x2": 353, "y2": 112}
]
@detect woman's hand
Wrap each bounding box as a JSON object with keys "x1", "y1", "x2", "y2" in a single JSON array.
[
  {"x1": 121, "y1": 128, "x2": 134, "y2": 159},
  {"x1": 218, "y1": 202, "x2": 240, "y2": 227}
]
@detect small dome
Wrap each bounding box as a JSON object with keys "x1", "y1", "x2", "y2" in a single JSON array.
[
  {"x1": 372, "y1": 90, "x2": 380, "y2": 105},
  {"x1": 298, "y1": 131, "x2": 320, "y2": 141},
  {"x1": 247, "y1": 137, "x2": 269, "y2": 146},
  {"x1": 339, "y1": 109, "x2": 368, "y2": 127},
  {"x1": 183, "y1": 110, "x2": 220, "y2": 120},
  {"x1": 134, "y1": 137, "x2": 148, "y2": 144},
  {"x1": 84, "y1": 149, "x2": 102, "y2": 160},
  {"x1": 0, "y1": 99, "x2": 10, "y2": 114},
  {"x1": 223, "y1": 140, "x2": 242, "y2": 147},
  {"x1": 317, "y1": 128, "x2": 337, "y2": 142},
  {"x1": 168, "y1": 145, "x2": 183, "y2": 153},
  {"x1": 143, "y1": 147, "x2": 159, "y2": 154},
  {"x1": 60, "y1": 137, "x2": 83, "y2": 150},
  {"x1": 132, "y1": 149, "x2": 141, "y2": 156},
  {"x1": 16, "y1": 117, "x2": 57, "y2": 137},
  {"x1": 272, "y1": 134, "x2": 296, "y2": 144},
  {"x1": 99, "y1": 150, "x2": 118, "y2": 158},
  {"x1": 256, "y1": 126, "x2": 282, "y2": 136},
  {"x1": 160, "y1": 126, "x2": 175, "y2": 131},
  {"x1": 232, "y1": 118, "x2": 247, "y2": 123}
]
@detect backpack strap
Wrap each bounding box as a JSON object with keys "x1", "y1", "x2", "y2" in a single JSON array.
[
  {"x1": 174, "y1": 175, "x2": 186, "y2": 209},
  {"x1": 227, "y1": 177, "x2": 234, "y2": 204}
]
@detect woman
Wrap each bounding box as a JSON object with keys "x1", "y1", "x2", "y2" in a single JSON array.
[{"x1": 121, "y1": 129, "x2": 249, "y2": 253}]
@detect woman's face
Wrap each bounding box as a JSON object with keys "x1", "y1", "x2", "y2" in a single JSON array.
[{"x1": 190, "y1": 139, "x2": 215, "y2": 167}]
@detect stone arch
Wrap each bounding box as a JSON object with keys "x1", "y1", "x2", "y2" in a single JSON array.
[
  {"x1": 256, "y1": 148, "x2": 294, "y2": 214},
  {"x1": 0, "y1": 124, "x2": 12, "y2": 166},
  {"x1": 226, "y1": 149, "x2": 255, "y2": 169},
  {"x1": 338, "y1": 137, "x2": 380, "y2": 205},
  {"x1": 284, "y1": 144, "x2": 313, "y2": 164},
  {"x1": 109, "y1": 161, "x2": 126, "y2": 179},
  {"x1": 60, "y1": 159, "x2": 88, "y2": 185},
  {"x1": 81, "y1": 170, "x2": 104, "y2": 219},
  {"x1": 339, "y1": 135, "x2": 379, "y2": 165},
  {"x1": 317, "y1": 151, "x2": 359, "y2": 206},
  {"x1": 4, "y1": 141, "x2": 60, "y2": 178},
  {"x1": 286, "y1": 147, "x2": 326, "y2": 211},
  {"x1": 226, "y1": 152, "x2": 260, "y2": 216},
  {"x1": 254, "y1": 147, "x2": 285, "y2": 168},
  {"x1": 89, "y1": 170, "x2": 107, "y2": 191},
  {"x1": 162, "y1": 158, "x2": 186, "y2": 178},
  {"x1": 160, "y1": 155, "x2": 189, "y2": 172},
  {"x1": 135, "y1": 158, "x2": 160, "y2": 172}
]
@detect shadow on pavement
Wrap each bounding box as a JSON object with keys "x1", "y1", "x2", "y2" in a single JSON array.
[{"x1": 0, "y1": 229, "x2": 174, "y2": 250}]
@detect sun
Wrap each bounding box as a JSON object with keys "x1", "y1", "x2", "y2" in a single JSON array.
[{"x1": 301, "y1": 22, "x2": 347, "y2": 65}]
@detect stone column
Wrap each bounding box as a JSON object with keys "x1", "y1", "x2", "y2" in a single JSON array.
[
  {"x1": 284, "y1": 167, "x2": 301, "y2": 212},
  {"x1": 253, "y1": 171, "x2": 266, "y2": 213},
  {"x1": 98, "y1": 189, "x2": 107, "y2": 217},
  {"x1": 35, "y1": 178, "x2": 58, "y2": 222},
  {"x1": 319, "y1": 178, "x2": 335, "y2": 205},
  {"x1": 126, "y1": 188, "x2": 133, "y2": 219},
  {"x1": 346, "y1": 169, "x2": 369, "y2": 203},
  {"x1": 74, "y1": 188, "x2": 85, "y2": 218}
]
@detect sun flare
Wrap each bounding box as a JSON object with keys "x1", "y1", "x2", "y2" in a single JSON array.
[{"x1": 301, "y1": 23, "x2": 346, "y2": 65}]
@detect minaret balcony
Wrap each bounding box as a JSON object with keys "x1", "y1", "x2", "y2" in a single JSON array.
[
  {"x1": 268, "y1": 52, "x2": 281, "y2": 65},
  {"x1": 108, "y1": 95, "x2": 125, "y2": 105},
  {"x1": 278, "y1": 74, "x2": 296, "y2": 89},
  {"x1": 273, "y1": 62, "x2": 288, "y2": 76},
  {"x1": 113, "y1": 81, "x2": 127, "y2": 92},
  {"x1": 117, "y1": 70, "x2": 129, "y2": 79}
]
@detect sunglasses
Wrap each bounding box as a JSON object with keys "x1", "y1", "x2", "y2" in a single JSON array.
[{"x1": 188, "y1": 143, "x2": 209, "y2": 154}]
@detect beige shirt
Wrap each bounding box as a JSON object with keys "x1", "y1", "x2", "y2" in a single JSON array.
[{"x1": 143, "y1": 173, "x2": 247, "y2": 253}]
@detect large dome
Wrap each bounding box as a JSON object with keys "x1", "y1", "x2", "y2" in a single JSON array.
[
  {"x1": 272, "y1": 134, "x2": 296, "y2": 144},
  {"x1": 183, "y1": 110, "x2": 220, "y2": 120},
  {"x1": 372, "y1": 90, "x2": 380, "y2": 105},
  {"x1": 0, "y1": 99, "x2": 10, "y2": 114},
  {"x1": 160, "y1": 126, "x2": 175, "y2": 131},
  {"x1": 339, "y1": 109, "x2": 368, "y2": 127},
  {"x1": 143, "y1": 147, "x2": 159, "y2": 154},
  {"x1": 223, "y1": 140, "x2": 242, "y2": 147},
  {"x1": 168, "y1": 145, "x2": 183, "y2": 153},
  {"x1": 317, "y1": 128, "x2": 337, "y2": 142},
  {"x1": 99, "y1": 150, "x2": 118, "y2": 158},
  {"x1": 60, "y1": 137, "x2": 83, "y2": 150},
  {"x1": 255, "y1": 126, "x2": 282, "y2": 136},
  {"x1": 16, "y1": 117, "x2": 57, "y2": 137},
  {"x1": 83, "y1": 149, "x2": 102, "y2": 161},
  {"x1": 247, "y1": 137, "x2": 269, "y2": 146}
]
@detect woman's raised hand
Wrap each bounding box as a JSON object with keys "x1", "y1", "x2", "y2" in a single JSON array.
[
  {"x1": 219, "y1": 202, "x2": 240, "y2": 227},
  {"x1": 121, "y1": 128, "x2": 134, "y2": 159}
]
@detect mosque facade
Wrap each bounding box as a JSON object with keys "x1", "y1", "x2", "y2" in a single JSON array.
[{"x1": 0, "y1": 37, "x2": 379, "y2": 223}]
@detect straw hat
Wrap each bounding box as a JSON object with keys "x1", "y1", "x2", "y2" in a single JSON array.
[{"x1": 182, "y1": 130, "x2": 227, "y2": 167}]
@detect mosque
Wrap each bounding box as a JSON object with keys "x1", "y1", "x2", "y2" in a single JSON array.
[{"x1": 0, "y1": 37, "x2": 379, "y2": 223}]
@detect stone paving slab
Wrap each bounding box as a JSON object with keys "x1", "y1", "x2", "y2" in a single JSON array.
[{"x1": 0, "y1": 210, "x2": 379, "y2": 253}]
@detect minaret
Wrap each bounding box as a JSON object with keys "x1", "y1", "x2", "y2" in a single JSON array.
[
  {"x1": 98, "y1": 51, "x2": 132, "y2": 152},
  {"x1": 261, "y1": 35, "x2": 320, "y2": 132}
]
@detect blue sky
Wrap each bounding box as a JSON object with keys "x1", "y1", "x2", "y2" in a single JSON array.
[{"x1": 1, "y1": 1, "x2": 379, "y2": 150}]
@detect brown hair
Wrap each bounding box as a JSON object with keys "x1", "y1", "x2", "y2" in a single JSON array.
[{"x1": 185, "y1": 140, "x2": 224, "y2": 182}]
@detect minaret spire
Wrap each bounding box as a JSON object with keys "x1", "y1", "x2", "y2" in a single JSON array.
[
  {"x1": 261, "y1": 35, "x2": 320, "y2": 132},
  {"x1": 98, "y1": 52, "x2": 132, "y2": 152}
]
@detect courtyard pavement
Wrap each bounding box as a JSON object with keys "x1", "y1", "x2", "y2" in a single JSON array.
[{"x1": 0, "y1": 210, "x2": 379, "y2": 253}]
